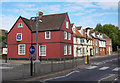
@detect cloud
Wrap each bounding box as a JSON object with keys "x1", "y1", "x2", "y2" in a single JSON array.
[
  {"x1": 91, "y1": 12, "x2": 118, "y2": 17},
  {"x1": 74, "y1": 11, "x2": 118, "y2": 28},
  {"x1": 95, "y1": 2, "x2": 118, "y2": 10},
  {"x1": 0, "y1": 14, "x2": 18, "y2": 30},
  {"x1": 15, "y1": 3, "x2": 36, "y2": 8}
]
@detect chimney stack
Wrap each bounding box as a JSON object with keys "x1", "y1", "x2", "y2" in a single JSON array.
[
  {"x1": 90, "y1": 28, "x2": 93, "y2": 31},
  {"x1": 38, "y1": 11, "x2": 43, "y2": 18}
]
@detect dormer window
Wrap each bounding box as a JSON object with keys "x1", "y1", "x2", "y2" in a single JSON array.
[
  {"x1": 18, "y1": 23, "x2": 23, "y2": 28},
  {"x1": 66, "y1": 21, "x2": 69, "y2": 29}
]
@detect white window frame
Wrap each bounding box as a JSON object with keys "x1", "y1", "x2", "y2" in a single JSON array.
[
  {"x1": 66, "y1": 21, "x2": 69, "y2": 29},
  {"x1": 103, "y1": 48, "x2": 104, "y2": 51},
  {"x1": 68, "y1": 45, "x2": 72, "y2": 55},
  {"x1": 68, "y1": 33, "x2": 71, "y2": 40},
  {"x1": 64, "y1": 45, "x2": 67, "y2": 55},
  {"x1": 64, "y1": 31, "x2": 67, "y2": 40},
  {"x1": 39, "y1": 45, "x2": 46, "y2": 56},
  {"x1": 16, "y1": 33, "x2": 22, "y2": 41},
  {"x1": 18, "y1": 23, "x2": 23, "y2": 28},
  {"x1": 45, "y1": 31, "x2": 51, "y2": 39},
  {"x1": 100, "y1": 48, "x2": 102, "y2": 51},
  {"x1": 18, "y1": 44, "x2": 25, "y2": 55}
]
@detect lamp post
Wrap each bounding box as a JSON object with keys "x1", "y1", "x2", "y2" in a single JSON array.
[
  {"x1": 34, "y1": 12, "x2": 42, "y2": 74},
  {"x1": 85, "y1": 27, "x2": 90, "y2": 64}
]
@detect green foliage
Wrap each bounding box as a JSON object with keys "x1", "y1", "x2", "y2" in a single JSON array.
[
  {"x1": 0, "y1": 35, "x2": 7, "y2": 42},
  {"x1": 94, "y1": 23, "x2": 120, "y2": 51}
]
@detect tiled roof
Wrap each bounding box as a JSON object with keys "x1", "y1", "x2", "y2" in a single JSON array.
[
  {"x1": 83, "y1": 29, "x2": 92, "y2": 39},
  {"x1": 89, "y1": 31, "x2": 97, "y2": 39},
  {"x1": 73, "y1": 28, "x2": 84, "y2": 38},
  {"x1": 21, "y1": 12, "x2": 67, "y2": 32},
  {"x1": 103, "y1": 34, "x2": 110, "y2": 39}
]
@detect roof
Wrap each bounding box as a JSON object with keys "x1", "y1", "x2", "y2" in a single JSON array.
[
  {"x1": 89, "y1": 31, "x2": 97, "y2": 39},
  {"x1": 83, "y1": 29, "x2": 92, "y2": 39},
  {"x1": 21, "y1": 12, "x2": 67, "y2": 32},
  {"x1": 103, "y1": 34, "x2": 110, "y2": 39},
  {"x1": 70, "y1": 23, "x2": 74, "y2": 28},
  {"x1": 73, "y1": 28, "x2": 84, "y2": 38},
  {"x1": 95, "y1": 32, "x2": 106, "y2": 41}
]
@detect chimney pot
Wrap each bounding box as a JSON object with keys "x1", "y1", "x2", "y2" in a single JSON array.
[{"x1": 38, "y1": 11, "x2": 43, "y2": 18}]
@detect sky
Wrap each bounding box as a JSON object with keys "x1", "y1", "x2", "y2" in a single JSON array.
[{"x1": 0, "y1": 0, "x2": 119, "y2": 31}]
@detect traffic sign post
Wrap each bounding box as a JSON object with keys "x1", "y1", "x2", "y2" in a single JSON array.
[
  {"x1": 29, "y1": 46, "x2": 35, "y2": 54},
  {"x1": 29, "y1": 46, "x2": 35, "y2": 76}
]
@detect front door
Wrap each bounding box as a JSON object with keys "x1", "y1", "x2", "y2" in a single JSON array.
[{"x1": 90, "y1": 49, "x2": 92, "y2": 56}]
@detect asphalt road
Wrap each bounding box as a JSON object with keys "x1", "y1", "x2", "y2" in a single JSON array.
[{"x1": 43, "y1": 54, "x2": 120, "y2": 83}]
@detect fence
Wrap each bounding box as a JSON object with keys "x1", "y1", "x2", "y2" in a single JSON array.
[{"x1": 34, "y1": 58, "x2": 77, "y2": 76}]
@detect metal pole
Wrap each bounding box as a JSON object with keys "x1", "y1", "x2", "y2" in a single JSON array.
[
  {"x1": 34, "y1": 13, "x2": 40, "y2": 74},
  {"x1": 86, "y1": 28, "x2": 89, "y2": 64},
  {"x1": 30, "y1": 57, "x2": 33, "y2": 76},
  {"x1": 36, "y1": 17, "x2": 39, "y2": 60}
]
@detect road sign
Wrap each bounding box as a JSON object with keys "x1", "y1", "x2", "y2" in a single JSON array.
[
  {"x1": 29, "y1": 54, "x2": 35, "y2": 58},
  {"x1": 29, "y1": 46, "x2": 35, "y2": 54}
]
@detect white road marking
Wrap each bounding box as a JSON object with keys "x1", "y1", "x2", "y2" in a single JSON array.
[
  {"x1": 99, "y1": 67, "x2": 109, "y2": 70},
  {"x1": 0, "y1": 66, "x2": 13, "y2": 69},
  {"x1": 43, "y1": 71, "x2": 79, "y2": 82},
  {"x1": 98, "y1": 74, "x2": 116, "y2": 83},
  {"x1": 86, "y1": 66, "x2": 98, "y2": 69},
  {"x1": 112, "y1": 67, "x2": 120, "y2": 71},
  {"x1": 65, "y1": 71, "x2": 79, "y2": 76}
]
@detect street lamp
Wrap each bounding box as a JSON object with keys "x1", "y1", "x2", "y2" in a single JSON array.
[
  {"x1": 34, "y1": 12, "x2": 43, "y2": 74},
  {"x1": 85, "y1": 27, "x2": 90, "y2": 64}
]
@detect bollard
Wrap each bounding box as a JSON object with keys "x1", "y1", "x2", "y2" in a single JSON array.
[{"x1": 84, "y1": 56, "x2": 89, "y2": 64}]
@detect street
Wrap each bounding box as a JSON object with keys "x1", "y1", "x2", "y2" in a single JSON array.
[
  {"x1": 42, "y1": 54, "x2": 120, "y2": 83},
  {"x1": 1, "y1": 54, "x2": 119, "y2": 83}
]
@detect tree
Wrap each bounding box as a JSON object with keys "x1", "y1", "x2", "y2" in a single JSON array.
[
  {"x1": 94, "y1": 23, "x2": 120, "y2": 51},
  {"x1": 0, "y1": 35, "x2": 7, "y2": 42}
]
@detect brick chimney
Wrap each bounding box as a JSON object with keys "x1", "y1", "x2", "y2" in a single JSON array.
[{"x1": 38, "y1": 11, "x2": 43, "y2": 18}]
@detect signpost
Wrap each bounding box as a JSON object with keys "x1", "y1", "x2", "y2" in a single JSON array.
[
  {"x1": 29, "y1": 46, "x2": 35, "y2": 54},
  {"x1": 29, "y1": 46, "x2": 35, "y2": 76}
]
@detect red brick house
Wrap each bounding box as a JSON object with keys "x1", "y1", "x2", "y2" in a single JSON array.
[
  {"x1": 7, "y1": 12, "x2": 73, "y2": 60},
  {"x1": 103, "y1": 34, "x2": 112, "y2": 55},
  {"x1": 89, "y1": 30, "x2": 99, "y2": 56}
]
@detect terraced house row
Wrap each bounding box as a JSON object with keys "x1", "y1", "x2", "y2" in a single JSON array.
[
  {"x1": 7, "y1": 12, "x2": 112, "y2": 60},
  {"x1": 71, "y1": 23, "x2": 112, "y2": 58}
]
